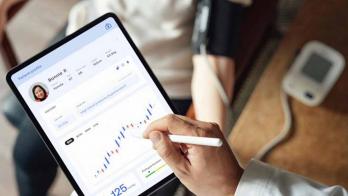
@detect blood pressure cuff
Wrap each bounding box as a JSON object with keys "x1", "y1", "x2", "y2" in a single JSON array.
[{"x1": 193, "y1": 0, "x2": 245, "y2": 58}]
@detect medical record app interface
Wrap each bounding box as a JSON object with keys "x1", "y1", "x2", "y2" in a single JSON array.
[{"x1": 11, "y1": 17, "x2": 174, "y2": 195}]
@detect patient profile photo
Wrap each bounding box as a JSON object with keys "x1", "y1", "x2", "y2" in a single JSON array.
[{"x1": 31, "y1": 83, "x2": 49, "y2": 102}]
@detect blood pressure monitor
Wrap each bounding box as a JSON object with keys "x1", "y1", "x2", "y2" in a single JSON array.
[{"x1": 282, "y1": 41, "x2": 345, "y2": 106}]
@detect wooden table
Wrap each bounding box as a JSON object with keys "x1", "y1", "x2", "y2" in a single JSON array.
[{"x1": 228, "y1": 0, "x2": 348, "y2": 187}]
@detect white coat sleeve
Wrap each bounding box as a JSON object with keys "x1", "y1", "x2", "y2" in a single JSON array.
[{"x1": 235, "y1": 160, "x2": 348, "y2": 196}]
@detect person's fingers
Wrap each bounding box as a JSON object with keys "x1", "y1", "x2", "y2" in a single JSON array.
[
  {"x1": 177, "y1": 115, "x2": 224, "y2": 138},
  {"x1": 144, "y1": 114, "x2": 200, "y2": 138},
  {"x1": 149, "y1": 131, "x2": 189, "y2": 177},
  {"x1": 144, "y1": 114, "x2": 221, "y2": 139},
  {"x1": 175, "y1": 115, "x2": 218, "y2": 130}
]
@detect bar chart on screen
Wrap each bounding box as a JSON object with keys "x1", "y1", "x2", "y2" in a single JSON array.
[
  {"x1": 93, "y1": 103, "x2": 155, "y2": 179},
  {"x1": 61, "y1": 88, "x2": 171, "y2": 186}
]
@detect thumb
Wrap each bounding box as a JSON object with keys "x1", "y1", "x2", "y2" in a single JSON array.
[{"x1": 149, "y1": 131, "x2": 188, "y2": 176}]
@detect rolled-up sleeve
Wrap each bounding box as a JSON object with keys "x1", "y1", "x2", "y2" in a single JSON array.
[{"x1": 235, "y1": 160, "x2": 348, "y2": 196}]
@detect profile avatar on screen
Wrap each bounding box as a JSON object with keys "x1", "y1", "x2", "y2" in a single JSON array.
[{"x1": 32, "y1": 84, "x2": 49, "y2": 102}]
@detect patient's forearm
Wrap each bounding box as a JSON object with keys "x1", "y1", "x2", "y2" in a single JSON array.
[{"x1": 191, "y1": 55, "x2": 235, "y2": 132}]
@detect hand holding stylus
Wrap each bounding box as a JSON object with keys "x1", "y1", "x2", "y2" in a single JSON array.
[{"x1": 143, "y1": 114, "x2": 243, "y2": 196}]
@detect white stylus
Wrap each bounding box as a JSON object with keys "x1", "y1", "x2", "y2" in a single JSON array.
[{"x1": 168, "y1": 135, "x2": 223, "y2": 147}]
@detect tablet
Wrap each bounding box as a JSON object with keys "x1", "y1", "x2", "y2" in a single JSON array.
[{"x1": 6, "y1": 13, "x2": 177, "y2": 195}]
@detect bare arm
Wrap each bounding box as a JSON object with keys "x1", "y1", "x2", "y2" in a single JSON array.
[{"x1": 191, "y1": 54, "x2": 235, "y2": 132}]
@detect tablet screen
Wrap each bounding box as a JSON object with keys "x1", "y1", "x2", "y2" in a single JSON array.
[{"x1": 8, "y1": 15, "x2": 174, "y2": 195}]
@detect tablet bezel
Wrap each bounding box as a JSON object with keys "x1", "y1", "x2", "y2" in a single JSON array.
[{"x1": 6, "y1": 13, "x2": 177, "y2": 196}]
